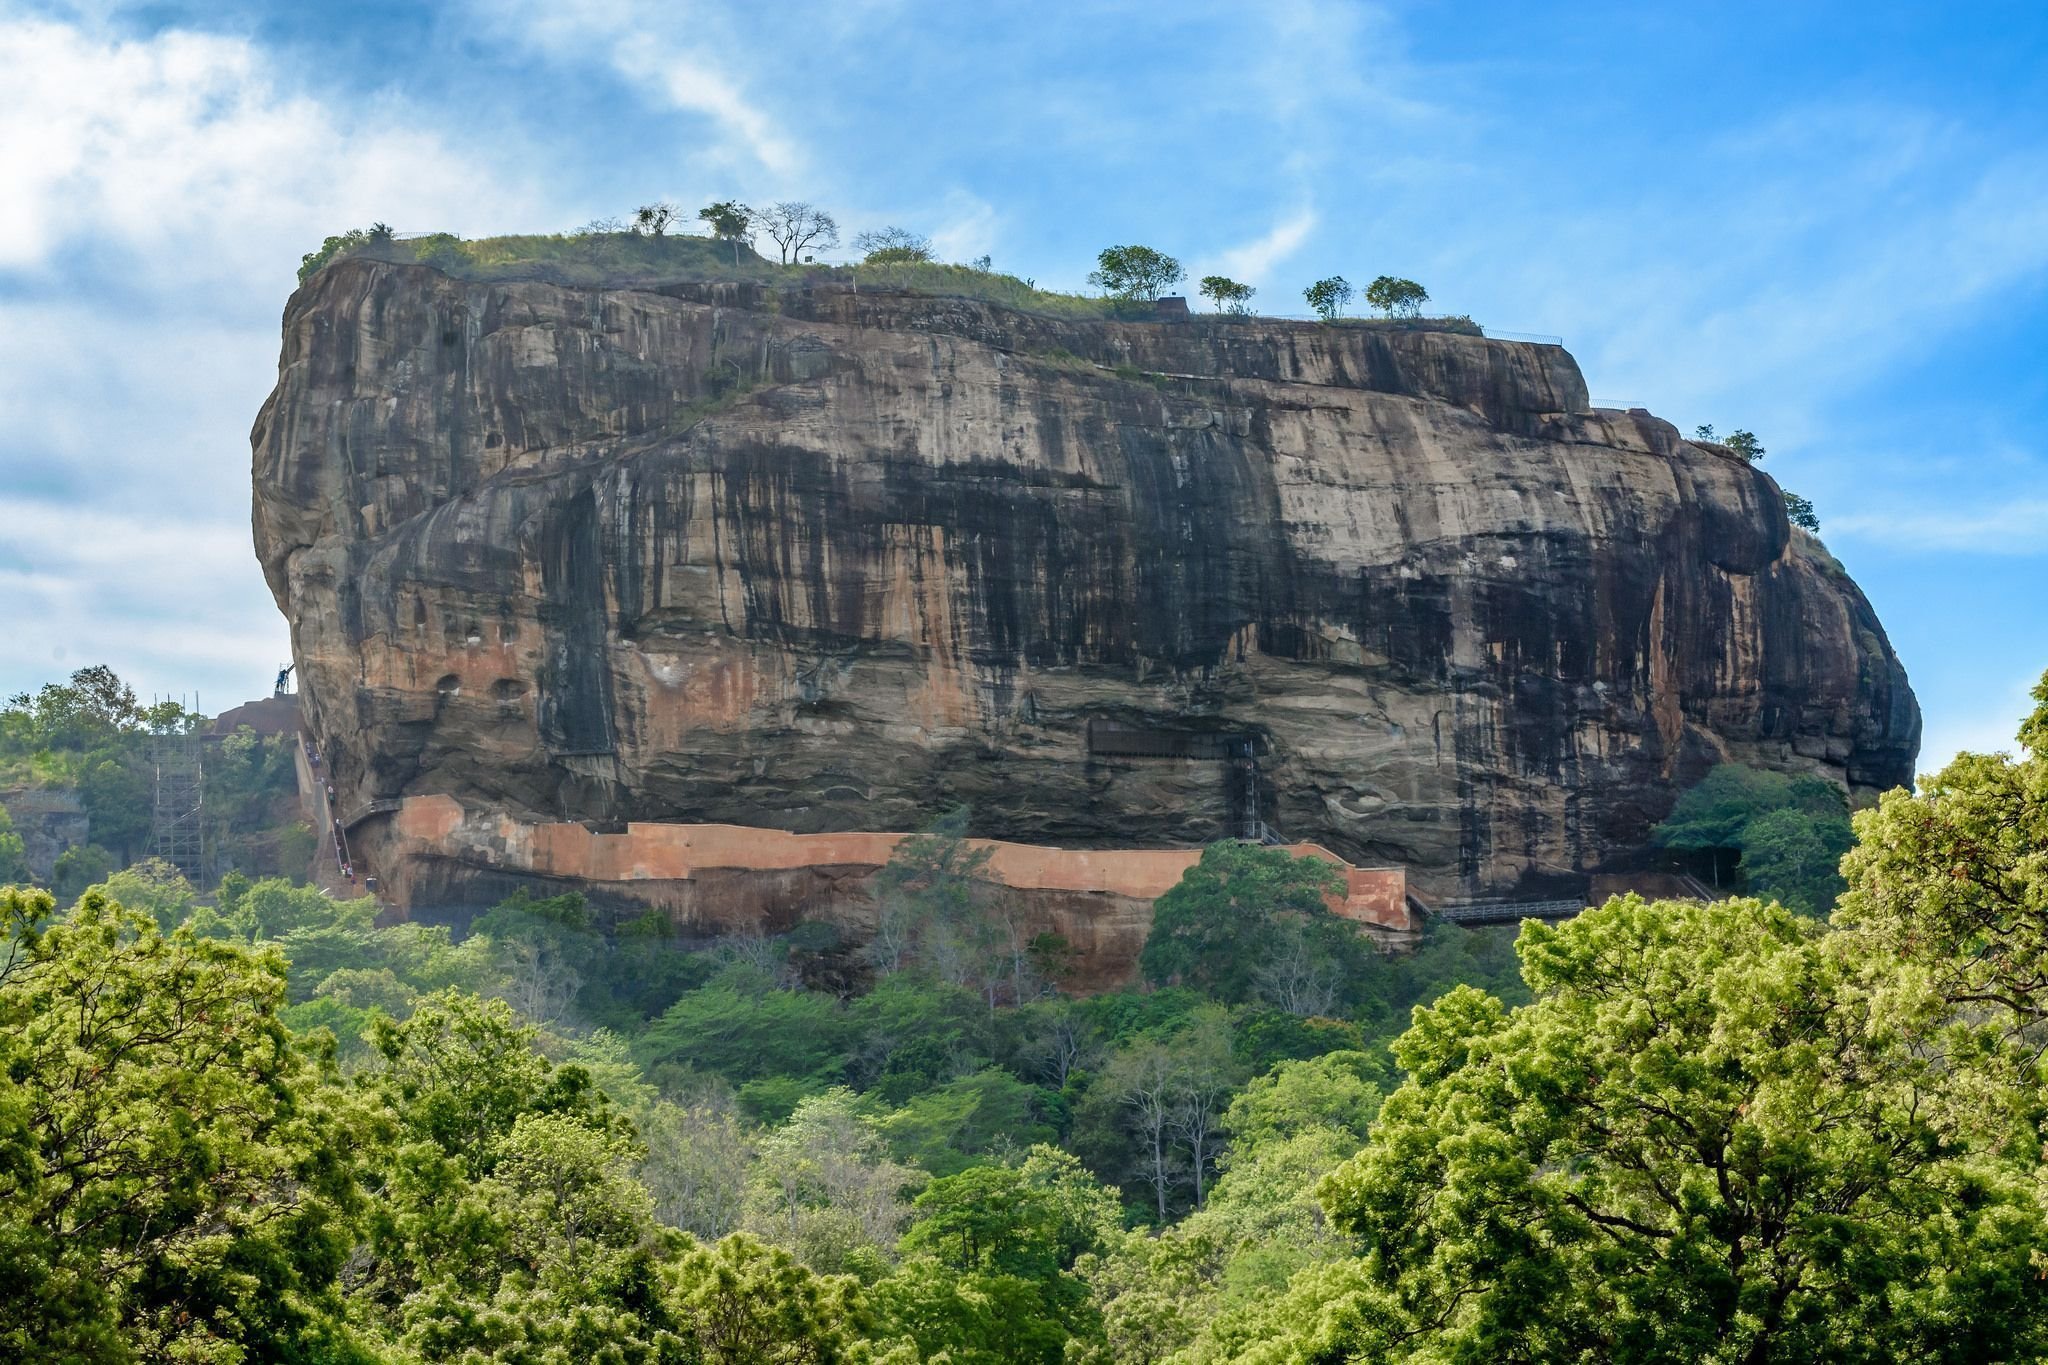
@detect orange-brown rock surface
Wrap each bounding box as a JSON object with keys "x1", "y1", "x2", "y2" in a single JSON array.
[
  {"x1": 374, "y1": 794, "x2": 1412, "y2": 990},
  {"x1": 253, "y1": 258, "x2": 1918, "y2": 910}
]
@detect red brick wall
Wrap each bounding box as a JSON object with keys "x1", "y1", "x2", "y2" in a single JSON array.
[{"x1": 378, "y1": 796, "x2": 1414, "y2": 987}]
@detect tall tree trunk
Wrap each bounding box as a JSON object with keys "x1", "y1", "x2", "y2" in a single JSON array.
[{"x1": 1152, "y1": 1125, "x2": 1169, "y2": 1223}]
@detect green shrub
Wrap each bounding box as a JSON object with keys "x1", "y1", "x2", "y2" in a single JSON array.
[
  {"x1": 51, "y1": 843, "x2": 114, "y2": 901},
  {"x1": 1655, "y1": 764, "x2": 1854, "y2": 914},
  {"x1": 296, "y1": 222, "x2": 393, "y2": 283}
]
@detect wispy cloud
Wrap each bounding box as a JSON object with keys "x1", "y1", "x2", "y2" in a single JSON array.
[
  {"x1": 1513, "y1": 114, "x2": 2048, "y2": 430},
  {"x1": 1245, "y1": 0, "x2": 1432, "y2": 131},
  {"x1": 469, "y1": 0, "x2": 803, "y2": 181},
  {"x1": 0, "y1": 14, "x2": 545, "y2": 703},
  {"x1": 611, "y1": 46, "x2": 800, "y2": 178},
  {"x1": 1202, "y1": 207, "x2": 1319, "y2": 290},
  {"x1": 926, "y1": 190, "x2": 1000, "y2": 267},
  {"x1": 1829, "y1": 497, "x2": 2048, "y2": 555}
]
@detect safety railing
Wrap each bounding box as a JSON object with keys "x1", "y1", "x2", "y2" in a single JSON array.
[{"x1": 1427, "y1": 898, "x2": 1588, "y2": 926}]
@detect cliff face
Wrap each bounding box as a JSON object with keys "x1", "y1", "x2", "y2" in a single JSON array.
[{"x1": 253, "y1": 259, "x2": 1918, "y2": 904}]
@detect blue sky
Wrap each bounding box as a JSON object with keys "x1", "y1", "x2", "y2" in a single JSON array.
[{"x1": 2, "y1": 0, "x2": 2044, "y2": 772}]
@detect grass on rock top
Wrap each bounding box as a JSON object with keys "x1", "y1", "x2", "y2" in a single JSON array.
[{"x1": 308, "y1": 231, "x2": 1482, "y2": 332}]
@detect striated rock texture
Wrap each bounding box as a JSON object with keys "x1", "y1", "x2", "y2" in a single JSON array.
[{"x1": 254, "y1": 258, "x2": 1918, "y2": 905}]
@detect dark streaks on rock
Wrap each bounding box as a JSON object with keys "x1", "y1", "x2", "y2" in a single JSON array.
[{"x1": 254, "y1": 260, "x2": 1919, "y2": 901}]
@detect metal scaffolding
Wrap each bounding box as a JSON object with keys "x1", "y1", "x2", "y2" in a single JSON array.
[{"x1": 149, "y1": 729, "x2": 209, "y2": 885}]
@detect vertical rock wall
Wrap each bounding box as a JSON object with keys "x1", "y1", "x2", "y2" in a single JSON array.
[{"x1": 253, "y1": 261, "x2": 1918, "y2": 903}]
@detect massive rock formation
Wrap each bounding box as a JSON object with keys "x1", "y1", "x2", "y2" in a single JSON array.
[{"x1": 253, "y1": 257, "x2": 1918, "y2": 909}]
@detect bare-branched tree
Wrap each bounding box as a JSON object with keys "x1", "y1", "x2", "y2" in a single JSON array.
[
  {"x1": 639, "y1": 1093, "x2": 756, "y2": 1239},
  {"x1": 758, "y1": 201, "x2": 840, "y2": 264},
  {"x1": 1164, "y1": 1017, "x2": 1240, "y2": 1210},
  {"x1": 1103, "y1": 1040, "x2": 1184, "y2": 1223},
  {"x1": 1018, "y1": 1000, "x2": 1093, "y2": 1089},
  {"x1": 494, "y1": 935, "x2": 582, "y2": 1028},
  {"x1": 1252, "y1": 922, "x2": 1343, "y2": 1017}
]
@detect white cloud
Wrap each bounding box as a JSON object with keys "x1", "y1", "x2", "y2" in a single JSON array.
[
  {"x1": 0, "y1": 497, "x2": 287, "y2": 705},
  {"x1": 0, "y1": 18, "x2": 531, "y2": 280},
  {"x1": 0, "y1": 15, "x2": 545, "y2": 706},
  {"x1": 0, "y1": 304, "x2": 278, "y2": 515},
  {"x1": 470, "y1": 0, "x2": 803, "y2": 180},
  {"x1": 1202, "y1": 207, "x2": 1319, "y2": 291}
]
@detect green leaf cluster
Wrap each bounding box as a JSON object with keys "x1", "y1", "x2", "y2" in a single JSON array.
[
  {"x1": 0, "y1": 805, "x2": 25, "y2": 885},
  {"x1": 1655, "y1": 763, "x2": 1856, "y2": 914},
  {"x1": 0, "y1": 883, "x2": 894, "y2": 1361},
  {"x1": 1303, "y1": 275, "x2": 1353, "y2": 320},
  {"x1": 1087, "y1": 245, "x2": 1185, "y2": 301},
  {"x1": 1363, "y1": 275, "x2": 1428, "y2": 318},
  {"x1": 1139, "y1": 842, "x2": 1373, "y2": 1014},
  {"x1": 0, "y1": 887, "x2": 369, "y2": 1361},
  {"x1": 1198, "y1": 275, "x2": 1255, "y2": 313},
  {"x1": 1195, "y1": 671, "x2": 2048, "y2": 1363},
  {"x1": 1209, "y1": 894, "x2": 2048, "y2": 1362},
  {"x1": 1836, "y1": 670, "x2": 2048, "y2": 1025}
]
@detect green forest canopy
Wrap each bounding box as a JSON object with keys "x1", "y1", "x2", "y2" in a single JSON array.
[{"x1": 4, "y1": 669, "x2": 2047, "y2": 1360}]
